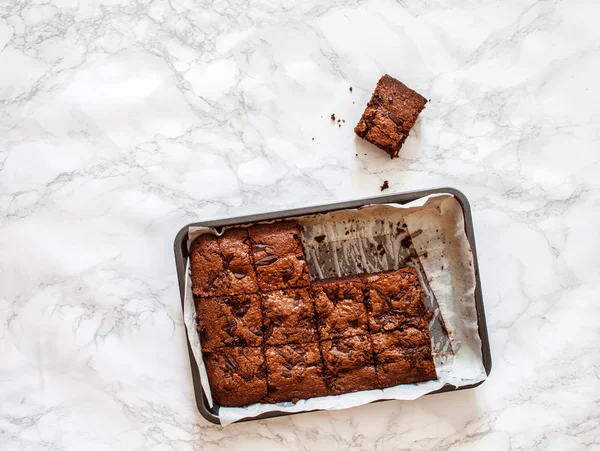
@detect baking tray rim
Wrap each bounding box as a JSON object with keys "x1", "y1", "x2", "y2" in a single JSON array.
[{"x1": 173, "y1": 186, "x2": 492, "y2": 425}]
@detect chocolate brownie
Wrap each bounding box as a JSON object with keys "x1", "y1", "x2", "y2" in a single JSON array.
[
  {"x1": 265, "y1": 343, "x2": 328, "y2": 403},
  {"x1": 248, "y1": 221, "x2": 310, "y2": 291},
  {"x1": 190, "y1": 229, "x2": 258, "y2": 297},
  {"x1": 262, "y1": 289, "x2": 318, "y2": 346},
  {"x1": 371, "y1": 326, "x2": 437, "y2": 387},
  {"x1": 364, "y1": 268, "x2": 429, "y2": 333},
  {"x1": 354, "y1": 74, "x2": 427, "y2": 158},
  {"x1": 321, "y1": 335, "x2": 378, "y2": 395},
  {"x1": 312, "y1": 279, "x2": 369, "y2": 340},
  {"x1": 196, "y1": 294, "x2": 263, "y2": 349},
  {"x1": 202, "y1": 346, "x2": 267, "y2": 406}
]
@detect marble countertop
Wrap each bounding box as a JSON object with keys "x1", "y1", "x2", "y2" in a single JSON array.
[{"x1": 1, "y1": 0, "x2": 599, "y2": 449}]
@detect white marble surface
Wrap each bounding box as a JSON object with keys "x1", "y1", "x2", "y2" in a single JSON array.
[{"x1": 1, "y1": 0, "x2": 599, "y2": 449}]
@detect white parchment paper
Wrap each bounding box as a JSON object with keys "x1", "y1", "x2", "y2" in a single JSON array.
[{"x1": 183, "y1": 194, "x2": 486, "y2": 425}]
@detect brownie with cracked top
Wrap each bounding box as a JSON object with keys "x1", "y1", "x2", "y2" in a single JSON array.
[
  {"x1": 195, "y1": 294, "x2": 262, "y2": 350},
  {"x1": 354, "y1": 74, "x2": 427, "y2": 158},
  {"x1": 202, "y1": 346, "x2": 267, "y2": 406},
  {"x1": 265, "y1": 343, "x2": 328, "y2": 403},
  {"x1": 190, "y1": 229, "x2": 258, "y2": 297},
  {"x1": 364, "y1": 268, "x2": 429, "y2": 333},
  {"x1": 262, "y1": 288, "x2": 317, "y2": 346},
  {"x1": 248, "y1": 221, "x2": 310, "y2": 291},
  {"x1": 371, "y1": 325, "x2": 437, "y2": 387},
  {"x1": 312, "y1": 279, "x2": 369, "y2": 340},
  {"x1": 321, "y1": 335, "x2": 378, "y2": 395}
]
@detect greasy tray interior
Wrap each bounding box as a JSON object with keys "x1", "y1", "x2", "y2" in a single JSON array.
[{"x1": 174, "y1": 188, "x2": 492, "y2": 424}]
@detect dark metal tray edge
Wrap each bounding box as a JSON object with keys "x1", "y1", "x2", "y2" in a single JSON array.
[{"x1": 173, "y1": 187, "x2": 492, "y2": 425}]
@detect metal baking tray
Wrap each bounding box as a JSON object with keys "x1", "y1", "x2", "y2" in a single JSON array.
[{"x1": 173, "y1": 187, "x2": 492, "y2": 424}]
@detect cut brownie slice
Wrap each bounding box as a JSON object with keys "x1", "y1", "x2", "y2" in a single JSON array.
[
  {"x1": 312, "y1": 279, "x2": 369, "y2": 340},
  {"x1": 354, "y1": 74, "x2": 427, "y2": 158},
  {"x1": 265, "y1": 343, "x2": 328, "y2": 403},
  {"x1": 364, "y1": 268, "x2": 429, "y2": 333},
  {"x1": 321, "y1": 335, "x2": 378, "y2": 395},
  {"x1": 190, "y1": 229, "x2": 258, "y2": 297},
  {"x1": 262, "y1": 289, "x2": 318, "y2": 346},
  {"x1": 371, "y1": 326, "x2": 437, "y2": 388},
  {"x1": 196, "y1": 294, "x2": 263, "y2": 350},
  {"x1": 202, "y1": 346, "x2": 267, "y2": 406},
  {"x1": 248, "y1": 221, "x2": 310, "y2": 291}
]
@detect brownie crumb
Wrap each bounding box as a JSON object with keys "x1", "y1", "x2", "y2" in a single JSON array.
[
  {"x1": 331, "y1": 113, "x2": 336, "y2": 121},
  {"x1": 337, "y1": 119, "x2": 340, "y2": 123},
  {"x1": 380, "y1": 180, "x2": 389, "y2": 192},
  {"x1": 349, "y1": 87, "x2": 353, "y2": 93},
  {"x1": 338, "y1": 124, "x2": 341, "y2": 128},
  {"x1": 312, "y1": 138, "x2": 314, "y2": 141},
  {"x1": 400, "y1": 236, "x2": 412, "y2": 248},
  {"x1": 314, "y1": 234, "x2": 326, "y2": 243}
]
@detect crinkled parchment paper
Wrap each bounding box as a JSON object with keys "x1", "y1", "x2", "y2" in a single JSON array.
[{"x1": 183, "y1": 194, "x2": 486, "y2": 425}]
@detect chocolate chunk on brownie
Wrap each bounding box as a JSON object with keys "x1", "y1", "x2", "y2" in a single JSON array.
[
  {"x1": 190, "y1": 229, "x2": 258, "y2": 297},
  {"x1": 248, "y1": 221, "x2": 310, "y2": 291},
  {"x1": 364, "y1": 268, "x2": 429, "y2": 333},
  {"x1": 262, "y1": 289, "x2": 318, "y2": 346},
  {"x1": 312, "y1": 279, "x2": 369, "y2": 340},
  {"x1": 354, "y1": 74, "x2": 427, "y2": 158},
  {"x1": 321, "y1": 335, "x2": 378, "y2": 395},
  {"x1": 196, "y1": 294, "x2": 263, "y2": 350},
  {"x1": 202, "y1": 346, "x2": 267, "y2": 406},
  {"x1": 371, "y1": 327, "x2": 437, "y2": 388},
  {"x1": 265, "y1": 343, "x2": 328, "y2": 403}
]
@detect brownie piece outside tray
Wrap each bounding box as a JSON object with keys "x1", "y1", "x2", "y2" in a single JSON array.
[{"x1": 354, "y1": 74, "x2": 427, "y2": 158}]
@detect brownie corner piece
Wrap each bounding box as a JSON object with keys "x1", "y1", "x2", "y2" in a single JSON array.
[
  {"x1": 372, "y1": 327, "x2": 437, "y2": 388},
  {"x1": 262, "y1": 288, "x2": 318, "y2": 346},
  {"x1": 190, "y1": 229, "x2": 258, "y2": 297},
  {"x1": 202, "y1": 346, "x2": 267, "y2": 407},
  {"x1": 249, "y1": 221, "x2": 310, "y2": 291},
  {"x1": 265, "y1": 343, "x2": 328, "y2": 403},
  {"x1": 196, "y1": 294, "x2": 263, "y2": 349},
  {"x1": 354, "y1": 74, "x2": 427, "y2": 158},
  {"x1": 321, "y1": 334, "x2": 378, "y2": 395}
]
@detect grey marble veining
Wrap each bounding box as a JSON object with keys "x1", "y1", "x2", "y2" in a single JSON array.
[{"x1": 1, "y1": 0, "x2": 599, "y2": 449}]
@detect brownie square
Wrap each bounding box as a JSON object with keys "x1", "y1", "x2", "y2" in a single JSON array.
[
  {"x1": 262, "y1": 289, "x2": 318, "y2": 346},
  {"x1": 190, "y1": 229, "x2": 258, "y2": 297},
  {"x1": 321, "y1": 335, "x2": 378, "y2": 395},
  {"x1": 248, "y1": 221, "x2": 310, "y2": 291},
  {"x1": 354, "y1": 74, "x2": 427, "y2": 158},
  {"x1": 364, "y1": 268, "x2": 429, "y2": 333},
  {"x1": 312, "y1": 279, "x2": 369, "y2": 340},
  {"x1": 371, "y1": 326, "x2": 437, "y2": 388},
  {"x1": 196, "y1": 294, "x2": 263, "y2": 350},
  {"x1": 202, "y1": 346, "x2": 267, "y2": 406},
  {"x1": 265, "y1": 343, "x2": 328, "y2": 403}
]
